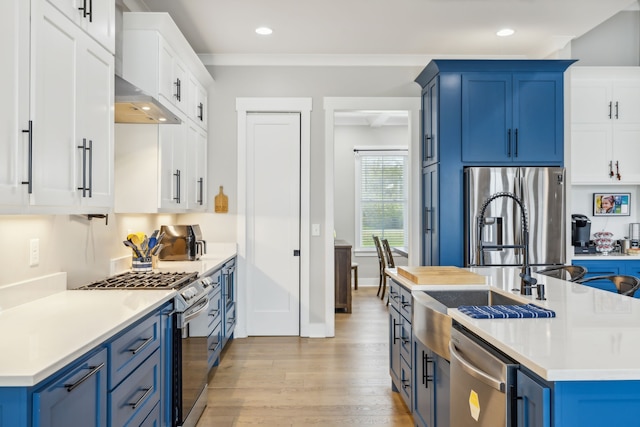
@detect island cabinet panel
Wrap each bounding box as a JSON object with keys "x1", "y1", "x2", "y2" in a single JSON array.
[
  {"x1": 553, "y1": 380, "x2": 640, "y2": 426},
  {"x1": 388, "y1": 279, "x2": 412, "y2": 411},
  {"x1": 413, "y1": 339, "x2": 450, "y2": 427},
  {"x1": 33, "y1": 348, "x2": 108, "y2": 427},
  {"x1": 517, "y1": 369, "x2": 550, "y2": 427}
]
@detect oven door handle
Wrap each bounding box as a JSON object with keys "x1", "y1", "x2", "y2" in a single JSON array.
[{"x1": 182, "y1": 297, "x2": 209, "y2": 326}]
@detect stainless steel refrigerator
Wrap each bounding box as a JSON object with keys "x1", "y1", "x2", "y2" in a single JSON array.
[{"x1": 464, "y1": 167, "x2": 566, "y2": 267}]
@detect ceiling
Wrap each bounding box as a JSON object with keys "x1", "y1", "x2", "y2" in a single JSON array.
[{"x1": 130, "y1": 0, "x2": 637, "y2": 65}]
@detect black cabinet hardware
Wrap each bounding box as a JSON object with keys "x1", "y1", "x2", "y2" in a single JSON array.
[{"x1": 21, "y1": 120, "x2": 33, "y2": 194}]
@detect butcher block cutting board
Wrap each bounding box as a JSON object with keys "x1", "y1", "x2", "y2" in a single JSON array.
[{"x1": 397, "y1": 266, "x2": 486, "y2": 285}]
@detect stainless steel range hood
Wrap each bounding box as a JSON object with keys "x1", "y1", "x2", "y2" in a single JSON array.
[{"x1": 114, "y1": 75, "x2": 181, "y2": 124}]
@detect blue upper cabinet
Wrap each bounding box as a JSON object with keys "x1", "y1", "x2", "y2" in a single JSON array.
[
  {"x1": 415, "y1": 60, "x2": 574, "y2": 267},
  {"x1": 461, "y1": 71, "x2": 566, "y2": 164}
]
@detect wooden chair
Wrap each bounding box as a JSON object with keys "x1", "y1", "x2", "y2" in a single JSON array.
[
  {"x1": 372, "y1": 235, "x2": 387, "y2": 299},
  {"x1": 535, "y1": 265, "x2": 587, "y2": 282},
  {"x1": 381, "y1": 238, "x2": 395, "y2": 269}
]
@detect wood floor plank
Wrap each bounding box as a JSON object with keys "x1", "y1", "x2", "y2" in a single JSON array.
[{"x1": 195, "y1": 286, "x2": 413, "y2": 426}]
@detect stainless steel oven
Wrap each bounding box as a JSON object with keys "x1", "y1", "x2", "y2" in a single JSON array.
[{"x1": 79, "y1": 271, "x2": 213, "y2": 427}]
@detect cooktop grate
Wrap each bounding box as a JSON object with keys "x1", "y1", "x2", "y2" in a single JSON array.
[{"x1": 80, "y1": 271, "x2": 198, "y2": 290}]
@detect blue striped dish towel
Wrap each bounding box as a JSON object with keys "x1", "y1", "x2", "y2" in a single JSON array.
[{"x1": 458, "y1": 304, "x2": 556, "y2": 319}]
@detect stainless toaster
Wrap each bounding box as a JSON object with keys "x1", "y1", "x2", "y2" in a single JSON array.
[{"x1": 158, "y1": 225, "x2": 207, "y2": 261}]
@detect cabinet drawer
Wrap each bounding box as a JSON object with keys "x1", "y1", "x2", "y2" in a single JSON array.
[
  {"x1": 140, "y1": 402, "x2": 161, "y2": 427},
  {"x1": 388, "y1": 280, "x2": 401, "y2": 311},
  {"x1": 225, "y1": 302, "x2": 236, "y2": 337},
  {"x1": 110, "y1": 348, "x2": 161, "y2": 427},
  {"x1": 399, "y1": 286, "x2": 413, "y2": 321},
  {"x1": 399, "y1": 317, "x2": 412, "y2": 367},
  {"x1": 207, "y1": 320, "x2": 223, "y2": 369},
  {"x1": 400, "y1": 355, "x2": 412, "y2": 411},
  {"x1": 207, "y1": 287, "x2": 222, "y2": 330},
  {"x1": 32, "y1": 348, "x2": 108, "y2": 427},
  {"x1": 109, "y1": 312, "x2": 160, "y2": 388}
]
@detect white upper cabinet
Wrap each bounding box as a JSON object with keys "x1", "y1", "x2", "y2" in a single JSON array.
[
  {"x1": 0, "y1": 0, "x2": 114, "y2": 214},
  {"x1": 186, "y1": 120, "x2": 208, "y2": 211},
  {"x1": 0, "y1": 1, "x2": 30, "y2": 212},
  {"x1": 30, "y1": 0, "x2": 114, "y2": 212},
  {"x1": 571, "y1": 67, "x2": 640, "y2": 184},
  {"x1": 45, "y1": 0, "x2": 115, "y2": 54},
  {"x1": 188, "y1": 73, "x2": 208, "y2": 131},
  {"x1": 122, "y1": 13, "x2": 213, "y2": 120}
]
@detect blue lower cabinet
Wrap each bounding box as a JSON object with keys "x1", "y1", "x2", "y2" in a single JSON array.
[
  {"x1": 33, "y1": 348, "x2": 108, "y2": 427},
  {"x1": 140, "y1": 402, "x2": 161, "y2": 427},
  {"x1": 517, "y1": 369, "x2": 550, "y2": 427},
  {"x1": 413, "y1": 338, "x2": 450, "y2": 427},
  {"x1": 109, "y1": 349, "x2": 160, "y2": 427}
]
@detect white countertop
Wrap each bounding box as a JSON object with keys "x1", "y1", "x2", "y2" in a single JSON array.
[
  {"x1": 0, "y1": 288, "x2": 175, "y2": 387},
  {"x1": 402, "y1": 266, "x2": 640, "y2": 382},
  {"x1": 155, "y1": 242, "x2": 236, "y2": 274}
]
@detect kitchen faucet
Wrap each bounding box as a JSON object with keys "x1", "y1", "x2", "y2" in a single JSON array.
[{"x1": 477, "y1": 192, "x2": 544, "y2": 299}]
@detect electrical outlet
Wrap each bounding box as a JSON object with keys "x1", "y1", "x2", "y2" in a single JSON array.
[
  {"x1": 30, "y1": 238, "x2": 40, "y2": 267},
  {"x1": 312, "y1": 224, "x2": 320, "y2": 236}
]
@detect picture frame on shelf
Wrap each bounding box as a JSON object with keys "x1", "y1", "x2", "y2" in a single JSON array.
[{"x1": 593, "y1": 193, "x2": 631, "y2": 216}]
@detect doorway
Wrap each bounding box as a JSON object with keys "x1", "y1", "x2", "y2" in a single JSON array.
[{"x1": 324, "y1": 97, "x2": 421, "y2": 337}]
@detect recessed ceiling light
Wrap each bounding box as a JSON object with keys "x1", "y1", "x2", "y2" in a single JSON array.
[
  {"x1": 497, "y1": 28, "x2": 515, "y2": 37},
  {"x1": 159, "y1": 117, "x2": 167, "y2": 122},
  {"x1": 255, "y1": 27, "x2": 273, "y2": 35}
]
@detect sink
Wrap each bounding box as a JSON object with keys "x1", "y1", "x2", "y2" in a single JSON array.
[
  {"x1": 413, "y1": 289, "x2": 525, "y2": 361},
  {"x1": 423, "y1": 289, "x2": 526, "y2": 308}
]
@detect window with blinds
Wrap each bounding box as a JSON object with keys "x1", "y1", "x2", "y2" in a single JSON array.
[{"x1": 355, "y1": 149, "x2": 408, "y2": 251}]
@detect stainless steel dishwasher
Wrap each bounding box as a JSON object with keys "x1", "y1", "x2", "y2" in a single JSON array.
[{"x1": 449, "y1": 325, "x2": 519, "y2": 427}]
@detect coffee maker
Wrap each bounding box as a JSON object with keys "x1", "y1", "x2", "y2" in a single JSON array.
[{"x1": 572, "y1": 214, "x2": 594, "y2": 254}]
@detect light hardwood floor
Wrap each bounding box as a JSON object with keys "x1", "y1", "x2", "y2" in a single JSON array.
[{"x1": 196, "y1": 286, "x2": 414, "y2": 426}]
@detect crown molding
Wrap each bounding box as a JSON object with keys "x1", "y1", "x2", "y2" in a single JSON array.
[{"x1": 198, "y1": 53, "x2": 526, "y2": 67}]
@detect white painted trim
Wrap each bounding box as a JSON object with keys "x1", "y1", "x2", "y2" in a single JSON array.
[
  {"x1": 324, "y1": 97, "x2": 421, "y2": 336},
  {"x1": 236, "y1": 97, "x2": 313, "y2": 337},
  {"x1": 199, "y1": 53, "x2": 526, "y2": 67}
]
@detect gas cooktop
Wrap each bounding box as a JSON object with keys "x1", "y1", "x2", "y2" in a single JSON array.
[{"x1": 79, "y1": 271, "x2": 198, "y2": 290}]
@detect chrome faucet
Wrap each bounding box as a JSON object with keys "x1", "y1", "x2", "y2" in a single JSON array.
[{"x1": 477, "y1": 192, "x2": 543, "y2": 298}]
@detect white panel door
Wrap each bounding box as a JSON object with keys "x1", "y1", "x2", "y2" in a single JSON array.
[{"x1": 247, "y1": 113, "x2": 300, "y2": 336}]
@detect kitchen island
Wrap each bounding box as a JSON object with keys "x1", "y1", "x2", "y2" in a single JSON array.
[{"x1": 387, "y1": 266, "x2": 640, "y2": 427}]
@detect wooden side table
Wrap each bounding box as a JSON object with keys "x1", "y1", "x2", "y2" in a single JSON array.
[{"x1": 334, "y1": 240, "x2": 352, "y2": 313}]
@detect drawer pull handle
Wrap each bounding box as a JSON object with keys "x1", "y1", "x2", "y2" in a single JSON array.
[
  {"x1": 128, "y1": 387, "x2": 154, "y2": 410},
  {"x1": 128, "y1": 336, "x2": 154, "y2": 355},
  {"x1": 64, "y1": 363, "x2": 104, "y2": 392},
  {"x1": 208, "y1": 309, "x2": 219, "y2": 317}
]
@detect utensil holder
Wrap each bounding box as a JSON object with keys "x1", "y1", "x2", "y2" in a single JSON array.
[{"x1": 132, "y1": 256, "x2": 152, "y2": 272}]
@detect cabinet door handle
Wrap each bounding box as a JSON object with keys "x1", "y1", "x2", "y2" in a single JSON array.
[
  {"x1": 64, "y1": 362, "x2": 104, "y2": 392},
  {"x1": 609, "y1": 161, "x2": 614, "y2": 178},
  {"x1": 128, "y1": 387, "x2": 153, "y2": 410},
  {"x1": 198, "y1": 177, "x2": 204, "y2": 205},
  {"x1": 77, "y1": 138, "x2": 88, "y2": 197},
  {"x1": 392, "y1": 318, "x2": 400, "y2": 343},
  {"x1": 128, "y1": 336, "x2": 154, "y2": 354},
  {"x1": 21, "y1": 120, "x2": 33, "y2": 194},
  {"x1": 198, "y1": 102, "x2": 204, "y2": 121},
  {"x1": 615, "y1": 101, "x2": 619, "y2": 119},
  {"x1": 422, "y1": 351, "x2": 434, "y2": 388},
  {"x1": 609, "y1": 101, "x2": 613, "y2": 119},
  {"x1": 514, "y1": 128, "x2": 518, "y2": 157},
  {"x1": 173, "y1": 169, "x2": 181, "y2": 203},
  {"x1": 78, "y1": 0, "x2": 93, "y2": 22},
  {"x1": 88, "y1": 139, "x2": 93, "y2": 198},
  {"x1": 424, "y1": 207, "x2": 431, "y2": 232},
  {"x1": 174, "y1": 78, "x2": 182, "y2": 102},
  {"x1": 424, "y1": 134, "x2": 433, "y2": 160},
  {"x1": 507, "y1": 129, "x2": 512, "y2": 157}
]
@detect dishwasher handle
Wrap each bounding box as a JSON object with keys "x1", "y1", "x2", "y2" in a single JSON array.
[{"x1": 449, "y1": 341, "x2": 505, "y2": 392}]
